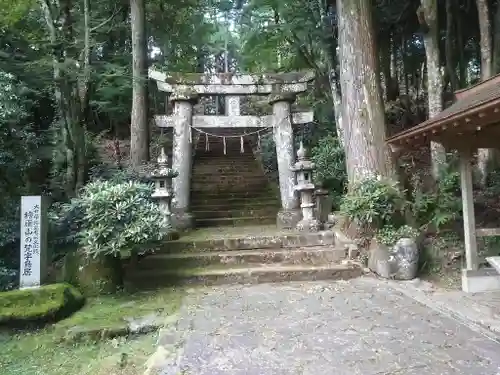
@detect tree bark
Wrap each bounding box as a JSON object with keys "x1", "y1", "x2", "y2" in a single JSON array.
[
  {"x1": 445, "y1": 0, "x2": 458, "y2": 92},
  {"x1": 476, "y1": 0, "x2": 493, "y2": 185},
  {"x1": 455, "y1": 4, "x2": 466, "y2": 87},
  {"x1": 329, "y1": 68, "x2": 344, "y2": 146},
  {"x1": 337, "y1": 0, "x2": 392, "y2": 184},
  {"x1": 418, "y1": 0, "x2": 446, "y2": 179},
  {"x1": 130, "y1": 0, "x2": 150, "y2": 166},
  {"x1": 493, "y1": 1, "x2": 500, "y2": 74}
]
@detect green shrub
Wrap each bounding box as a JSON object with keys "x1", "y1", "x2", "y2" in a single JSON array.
[
  {"x1": 0, "y1": 261, "x2": 17, "y2": 292},
  {"x1": 410, "y1": 169, "x2": 461, "y2": 231},
  {"x1": 340, "y1": 177, "x2": 407, "y2": 230},
  {"x1": 311, "y1": 134, "x2": 347, "y2": 208},
  {"x1": 48, "y1": 163, "x2": 153, "y2": 251},
  {"x1": 484, "y1": 169, "x2": 500, "y2": 199},
  {"x1": 88, "y1": 163, "x2": 155, "y2": 185},
  {"x1": 78, "y1": 180, "x2": 167, "y2": 258},
  {"x1": 48, "y1": 200, "x2": 84, "y2": 256},
  {"x1": 0, "y1": 283, "x2": 84, "y2": 326},
  {"x1": 375, "y1": 225, "x2": 420, "y2": 247}
]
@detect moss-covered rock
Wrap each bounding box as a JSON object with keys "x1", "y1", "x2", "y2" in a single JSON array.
[
  {"x1": 76, "y1": 254, "x2": 123, "y2": 296},
  {"x1": 51, "y1": 251, "x2": 124, "y2": 297},
  {"x1": 0, "y1": 283, "x2": 85, "y2": 326}
]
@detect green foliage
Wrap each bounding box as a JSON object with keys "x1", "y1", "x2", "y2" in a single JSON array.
[
  {"x1": 0, "y1": 261, "x2": 17, "y2": 292},
  {"x1": 48, "y1": 201, "x2": 84, "y2": 255},
  {"x1": 340, "y1": 178, "x2": 407, "y2": 229},
  {"x1": 0, "y1": 71, "x2": 43, "y2": 280},
  {"x1": 88, "y1": 164, "x2": 153, "y2": 185},
  {"x1": 259, "y1": 133, "x2": 278, "y2": 177},
  {"x1": 375, "y1": 225, "x2": 420, "y2": 247},
  {"x1": 48, "y1": 163, "x2": 155, "y2": 253},
  {"x1": 0, "y1": 283, "x2": 84, "y2": 326},
  {"x1": 0, "y1": 71, "x2": 40, "y2": 245},
  {"x1": 484, "y1": 169, "x2": 500, "y2": 199},
  {"x1": 311, "y1": 134, "x2": 347, "y2": 208},
  {"x1": 77, "y1": 181, "x2": 166, "y2": 258},
  {"x1": 410, "y1": 169, "x2": 462, "y2": 231}
]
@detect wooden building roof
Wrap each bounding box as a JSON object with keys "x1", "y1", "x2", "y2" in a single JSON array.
[{"x1": 386, "y1": 74, "x2": 500, "y2": 150}]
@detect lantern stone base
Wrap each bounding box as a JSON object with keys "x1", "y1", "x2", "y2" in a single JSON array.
[
  {"x1": 296, "y1": 218, "x2": 322, "y2": 232},
  {"x1": 276, "y1": 209, "x2": 302, "y2": 230},
  {"x1": 171, "y1": 209, "x2": 194, "y2": 231}
]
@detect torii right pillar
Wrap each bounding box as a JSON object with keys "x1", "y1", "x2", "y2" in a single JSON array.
[{"x1": 269, "y1": 92, "x2": 301, "y2": 229}]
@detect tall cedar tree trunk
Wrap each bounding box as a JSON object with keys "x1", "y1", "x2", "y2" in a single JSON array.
[
  {"x1": 455, "y1": 4, "x2": 467, "y2": 87},
  {"x1": 445, "y1": 0, "x2": 458, "y2": 92},
  {"x1": 130, "y1": 0, "x2": 149, "y2": 166},
  {"x1": 418, "y1": 0, "x2": 446, "y2": 179},
  {"x1": 337, "y1": 0, "x2": 392, "y2": 184},
  {"x1": 476, "y1": 0, "x2": 493, "y2": 185},
  {"x1": 494, "y1": 2, "x2": 500, "y2": 74}
]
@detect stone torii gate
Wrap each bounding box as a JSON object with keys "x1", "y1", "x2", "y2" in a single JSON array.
[{"x1": 149, "y1": 69, "x2": 315, "y2": 229}]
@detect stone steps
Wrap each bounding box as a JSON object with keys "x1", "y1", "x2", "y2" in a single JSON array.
[
  {"x1": 125, "y1": 263, "x2": 362, "y2": 288},
  {"x1": 191, "y1": 200, "x2": 280, "y2": 210},
  {"x1": 190, "y1": 135, "x2": 278, "y2": 227},
  {"x1": 196, "y1": 159, "x2": 256, "y2": 165},
  {"x1": 191, "y1": 177, "x2": 270, "y2": 185},
  {"x1": 133, "y1": 246, "x2": 348, "y2": 270},
  {"x1": 191, "y1": 190, "x2": 278, "y2": 200},
  {"x1": 193, "y1": 206, "x2": 280, "y2": 219},
  {"x1": 122, "y1": 227, "x2": 361, "y2": 290},
  {"x1": 191, "y1": 201, "x2": 280, "y2": 210},
  {"x1": 191, "y1": 184, "x2": 274, "y2": 193},
  {"x1": 191, "y1": 166, "x2": 263, "y2": 173},
  {"x1": 152, "y1": 230, "x2": 336, "y2": 253},
  {"x1": 191, "y1": 173, "x2": 266, "y2": 180},
  {"x1": 191, "y1": 178, "x2": 269, "y2": 186},
  {"x1": 196, "y1": 216, "x2": 276, "y2": 227}
]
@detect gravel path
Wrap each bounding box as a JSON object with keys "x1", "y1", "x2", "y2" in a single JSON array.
[{"x1": 150, "y1": 277, "x2": 500, "y2": 375}]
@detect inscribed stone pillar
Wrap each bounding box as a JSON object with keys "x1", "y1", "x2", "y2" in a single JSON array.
[
  {"x1": 171, "y1": 91, "x2": 197, "y2": 230},
  {"x1": 20, "y1": 196, "x2": 49, "y2": 289},
  {"x1": 269, "y1": 93, "x2": 301, "y2": 229}
]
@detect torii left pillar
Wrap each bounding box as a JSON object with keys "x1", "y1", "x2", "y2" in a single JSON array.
[
  {"x1": 171, "y1": 91, "x2": 197, "y2": 230},
  {"x1": 269, "y1": 92, "x2": 301, "y2": 229}
]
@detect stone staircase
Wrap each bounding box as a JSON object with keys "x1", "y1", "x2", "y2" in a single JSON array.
[
  {"x1": 124, "y1": 227, "x2": 363, "y2": 289},
  {"x1": 123, "y1": 132, "x2": 364, "y2": 290},
  {"x1": 190, "y1": 131, "x2": 280, "y2": 227}
]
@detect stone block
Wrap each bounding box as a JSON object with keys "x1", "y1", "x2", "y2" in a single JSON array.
[
  {"x1": 171, "y1": 210, "x2": 194, "y2": 231},
  {"x1": 296, "y1": 218, "x2": 321, "y2": 232},
  {"x1": 315, "y1": 190, "x2": 332, "y2": 224},
  {"x1": 276, "y1": 209, "x2": 301, "y2": 230},
  {"x1": 368, "y1": 237, "x2": 419, "y2": 280},
  {"x1": 461, "y1": 268, "x2": 500, "y2": 293}
]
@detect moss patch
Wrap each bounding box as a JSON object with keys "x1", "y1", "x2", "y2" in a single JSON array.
[
  {"x1": 0, "y1": 287, "x2": 183, "y2": 375},
  {"x1": 54, "y1": 287, "x2": 182, "y2": 340},
  {"x1": 1, "y1": 329, "x2": 158, "y2": 375},
  {"x1": 0, "y1": 283, "x2": 84, "y2": 326}
]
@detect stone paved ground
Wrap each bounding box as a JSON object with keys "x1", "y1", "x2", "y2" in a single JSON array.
[
  {"x1": 388, "y1": 278, "x2": 500, "y2": 338},
  {"x1": 152, "y1": 277, "x2": 500, "y2": 375}
]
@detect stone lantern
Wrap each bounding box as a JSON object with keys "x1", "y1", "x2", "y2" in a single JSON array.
[
  {"x1": 150, "y1": 147, "x2": 178, "y2": 230},
  {"x1": 291, "y1": 142, "x2": 321, "y2": 232}
]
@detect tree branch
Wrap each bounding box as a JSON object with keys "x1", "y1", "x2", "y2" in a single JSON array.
[{"x1": 90, "y1": 6, "x2": 122, "y2": 33}]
